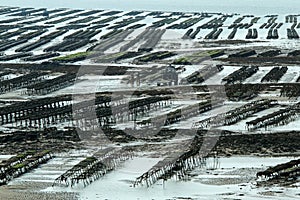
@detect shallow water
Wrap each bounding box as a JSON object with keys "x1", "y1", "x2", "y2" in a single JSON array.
[{"x1": 41, "y1": 155, "x2": 299, "y2": 200}]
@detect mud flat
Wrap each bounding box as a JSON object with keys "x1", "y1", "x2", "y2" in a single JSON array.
[{"x1": 0, "y1": 5, "x2": 300, "y2": 200}]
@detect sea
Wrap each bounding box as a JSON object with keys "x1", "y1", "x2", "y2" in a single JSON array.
[{"x1": 1, "y1": 0, "x2": 300, "y2": 15}]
